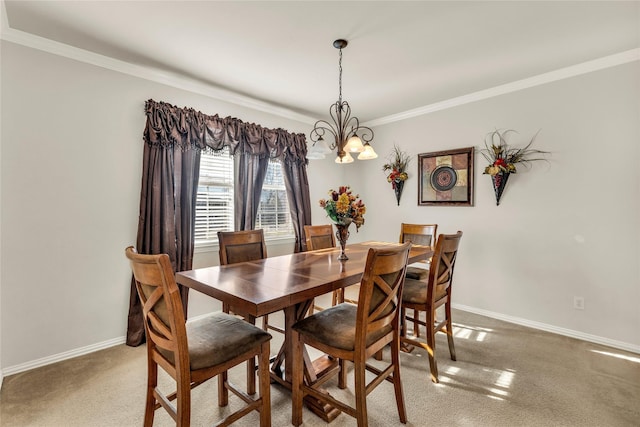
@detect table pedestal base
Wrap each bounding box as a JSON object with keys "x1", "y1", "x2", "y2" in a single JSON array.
[
  {"x1": 305, "y1": 355, "x2": 341, "y2": 421},
  {"x1": 270, "y1": 354, "x2": 342, "y2": 422},
  {"x1": 304, "y1": 395, "x2": 341, "y2": 422}
]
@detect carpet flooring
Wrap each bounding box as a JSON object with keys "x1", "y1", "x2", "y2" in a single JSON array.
[{"x1": 2, "y1": 309, "x2": 639, "y2": 426}]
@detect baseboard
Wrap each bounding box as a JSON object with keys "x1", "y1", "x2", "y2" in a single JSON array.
[
  {"x1": 2, "y1": 305, "x2": 638, "y2": 387},
  {"x1": 0, "y1": 312, "x2": 229, "y2": 384},
  {"x1": 453, "y1": 303, "x2": 640, "y2": 354},
  {"x1": 0, "y1": 315, "x2": 213, "y2": 383},
  {"x1": 1, "y1": 336, "x2": 126, "y2": 379}
]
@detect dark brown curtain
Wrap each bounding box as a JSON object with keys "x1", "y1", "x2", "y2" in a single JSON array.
[
  {"x1": 126, "y1": 99, "x2": 311, "y2": 345},
  {"x1": 126, "y1": 144, "x2": 200, "y2": 346},
  {"x1": 235, "y1": 153, "x2": 270, "y2": 230},
  {"x1": 282, "y1": 146, "x2": 313, "y2": 252}
]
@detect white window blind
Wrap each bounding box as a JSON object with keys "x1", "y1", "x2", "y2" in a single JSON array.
[
  {"x1": 195, "y1": 149, "x2": 234, "y2": 245},
  {"x1": 195, "y1": 149, "x2": 293, "y2": 246},
  {"x1": 256, "y1": 161, "x2": 293, "y2": 237}
]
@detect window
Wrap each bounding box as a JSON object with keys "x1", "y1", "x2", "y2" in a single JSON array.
[
  {"x1": 256, "y1": 161, "x2": 293, "y2": 237},
  {"x1": 195, "y1": 148, "x2": 234, "y2": 245},
  {"x1": 195, "y1": 149, "x2": 293, "y2": 246}
]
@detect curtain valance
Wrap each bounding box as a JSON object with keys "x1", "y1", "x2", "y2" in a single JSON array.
[{"x1": 144, "y1": 99, "x2": 308, "y2": 164}]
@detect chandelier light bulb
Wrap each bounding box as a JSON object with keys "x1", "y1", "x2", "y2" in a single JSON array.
[
  {"x1": 335, "y1": 152, "x2": 354, "y2": 163},
  {"x1": 344, "y1": 134, "x2": 365, "y2": 153},
  {"x1": 358, "y1": 143, "x2": 378, "y2": 160}
]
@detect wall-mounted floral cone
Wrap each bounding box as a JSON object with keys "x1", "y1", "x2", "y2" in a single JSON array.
[
  {"x1": 491, "y1": 172, "x2": 510, "y2": 205},
  {"x1": 394, "y1": 181, "x2": 405, "y2": 206}
]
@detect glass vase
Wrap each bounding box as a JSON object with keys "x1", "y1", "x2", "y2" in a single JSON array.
[{"x1": 334, "y1": 221, "x2": 351, "y2": 260}]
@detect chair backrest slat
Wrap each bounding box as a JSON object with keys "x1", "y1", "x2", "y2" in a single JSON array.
[
  {"x1": 304, "y1": 224, "x2": 336, "y2": 251},
  {"x1": 356, "y1": 243, "x2": 411, "y2": 345},
  {"x1": 218, "y1": 230, "x2": 267, "y2": 265},
  {"x1": 399, "y1": 223, "x2": 437, "y2": 247},
  {"x1": 428, "y1": 231, "x2": 463, "y2": 301}
]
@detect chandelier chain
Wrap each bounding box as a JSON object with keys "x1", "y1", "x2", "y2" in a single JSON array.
[{"x1": 338, "y1": 47, "x2": 343, "y2": 104}]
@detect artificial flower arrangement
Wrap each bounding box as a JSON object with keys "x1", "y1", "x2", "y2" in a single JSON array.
[
  {"x1": 382, "y1": 145, "x2": 411, "y2": 189},
  {"x1": 480, "y1": 129, "x2": 548, "y2": 176},
  {"x1": 319, "y1": 186, "x2": 366, "y2": 230},
  {"x1": 480, "y1": 129, "x2": 550, "y2": 205}
]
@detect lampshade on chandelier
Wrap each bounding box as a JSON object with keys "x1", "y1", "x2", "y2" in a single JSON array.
[{"x1": 307, "y1": 39, "x2": 377, "y2": 163}]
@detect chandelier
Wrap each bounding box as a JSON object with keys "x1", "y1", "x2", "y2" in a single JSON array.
[{"x1": 307, "y1": 39, "x2": 377, "y2": 164}]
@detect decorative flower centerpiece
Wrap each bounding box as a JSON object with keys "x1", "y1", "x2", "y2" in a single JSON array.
[
  {"x1": 480, "y1": 129, "x2": 549, "y2": 205},
  {"x1": 382, "y1": 145, "x2": 411, "y2": 205},
  {"x1": 319, "y1": 186, "x2": 366, "y2": 229},
  {"x1": 319, "y1": 186, "x2": 365, "y2": 259}
]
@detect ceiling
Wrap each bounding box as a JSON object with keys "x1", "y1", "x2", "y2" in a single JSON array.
[{"x1": 2, "y1": 1, "x2": 639, "y2": 124}]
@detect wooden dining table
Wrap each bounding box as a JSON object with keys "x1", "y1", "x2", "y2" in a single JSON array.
[{"x1": 176, "y1": 241, "x2": 432, "y2": 421}]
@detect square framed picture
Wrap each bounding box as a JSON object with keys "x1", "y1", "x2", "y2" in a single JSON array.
[{"x1": 418, "y1": 147, "x2": 474, "y2": 206}]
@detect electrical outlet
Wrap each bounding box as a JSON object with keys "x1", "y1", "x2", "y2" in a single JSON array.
[{"x1": 574, "y1": 296, "x2": 585, "y2": 310}]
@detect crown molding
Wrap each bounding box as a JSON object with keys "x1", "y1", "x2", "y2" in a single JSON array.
[
  {"x1": 365, "y1": 48, "x2": 640, "y2": 127},
  {"x1": 0, "y1": 23, "x2": 317, "y2": 125},
  {"x1": 1, "y1": 4, "x2": 637, "y2": 129}
]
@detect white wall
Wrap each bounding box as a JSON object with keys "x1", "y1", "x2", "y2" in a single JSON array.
[
  {"x1": 0, "y1": 41, "x2": 310, "y2": 371},
  {"x1": 349, "y1": 61, "x2": 640, "y2": 349},
  {"x1": 0, "y1": 35, "x2": 3, "y2": 384},
  {"x1": 1, "y1": 39, "x2": 638, "y2": 375}
]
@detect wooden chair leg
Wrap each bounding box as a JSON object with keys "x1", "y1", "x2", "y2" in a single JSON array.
[
  {"x1": 243, "y1": 314, "x2": 257, "y2": 394},
  {"x1": 218, "y1": 371, "x2": 229, "y2": 406},
  {"x1": 425, "y1": 309, "x2": 439, "y2": 383},
  {"x1": 258, "y1": 341, "x2": 271, "y2": 427},
  {"x1": 247, "y1": 356, "x2": 256, "y2": 395},
  {"x1": 445, "y1": 301, "x2": 456, "y2": 361},
  {"x1": 291, "y1": 330, "x2": 304, "y2": 427},
  {"x1": 144, "y1": 359, "x2": 157, "y2": 427},
  {"x1": 391, "y1": 336, "x2": 407, "y2": 423},
  {"x1": 400, "y1": 307, "x2": 415, "y2": 353},
  {"x1": 339, "y1": 359, "x2": 347, "y2": 389},
  {"x1": 177, "y1": 374, "x2": 191, "y2": 427},
  {"x1": 354, "y1": 359, "x2": 369, "y2": 427},
  {"x1": 413, "y1": 309, "x2": 420, "y2": 337}
]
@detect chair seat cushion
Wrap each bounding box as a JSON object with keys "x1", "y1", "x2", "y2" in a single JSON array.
[
  {"x1": 160, "y1": 312, "x2": 271, "y2": 371},
  {"x1": 292, "y1": 303, "x2": 391, "y2": 351},
  {"x1": 405, "y1": 266, "x2": 429, "y2": 280},
  {"x1": 402, "y1": 278, "x2": 446, "y2": 304}
]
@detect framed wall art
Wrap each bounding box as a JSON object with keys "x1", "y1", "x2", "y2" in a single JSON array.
[{"x1": 418, "y1": 147, "x2": 474, "y2": 206}]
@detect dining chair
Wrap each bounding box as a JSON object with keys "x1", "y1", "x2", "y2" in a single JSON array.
[
  {"x1": 304, "y1": 224, "x2": 336, "y2": 252},
  {"x1": 218, "y1": 229, "x2": 282, "y2": 333},
  {"x1": 291, "y1": 242, "x2": 412, "y2": 427},
  {"x1": 218, "y1": 229, "x2": 282, "y2": 395},
  {"x1": 304, "y1": 224, "x2": 344, "y2": 311},
  {"x1": 400, "y1": 230, "x2": 463, "y2": 383},
  {"x1": 125, "y1": 246, "x2": 272, "y2": 427},
  {"x1": 399, "y1": 223, "x2": 438, "y2": 338},
  {"x1": 399, "y1": 223, "x2": 437, "y2": 280}
]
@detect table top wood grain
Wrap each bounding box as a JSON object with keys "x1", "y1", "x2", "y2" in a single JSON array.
[{"x1": 176, "y1": 241, "x2": 432, "y2": 317}]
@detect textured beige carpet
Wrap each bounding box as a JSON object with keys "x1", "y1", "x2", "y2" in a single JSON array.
[{"x1": 2, "y1": 309, "x2": 639, "y2": 427}]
